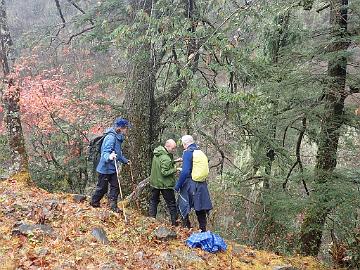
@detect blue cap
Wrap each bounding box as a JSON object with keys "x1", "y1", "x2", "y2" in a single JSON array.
[{"x1": 114, "y1": 117, "x2": 131, "y2": 128}]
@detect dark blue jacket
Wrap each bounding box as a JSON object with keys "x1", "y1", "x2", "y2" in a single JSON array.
[
  {"x1": 175, "y1": 143, "x2": 198, "y2": 191},
  {"x1": 96, "y1": 128, "x2": 128, "y2": 174},
  {"x1": 175, "y1": 144, "x2": 212, "y2": 217}
]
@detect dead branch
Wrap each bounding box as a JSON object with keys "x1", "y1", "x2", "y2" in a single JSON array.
[
  {"x1": 198, "y1": 130, "x2": 225, "y2": 175},
  {"x1": 228, "y1": 193, "x2": 261, "y2": 206},
  {"x1": 316, "y1": 4, "x2": 330, "y2": 13},
  {"x1": 125, "y1": 177, "x2": 150, "y2": 203},
  {"x1": 67, "y1": 26, "x2": 95, "y2": 44},
  {"x1": 52, "y1": 0, "x2": 66, "y2": 42},
  {"x1": 283, "y1": 117, "x2": 309, "y2": 195},
  {"x1": 66, "y1": 0, "x2": 94, "y2": 25}
]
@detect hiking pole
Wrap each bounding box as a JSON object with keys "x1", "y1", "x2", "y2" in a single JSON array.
[
  {"x1": 113, "y1": 154, "x2": 127, "y2": 223},
  {"x1": 129, "y1": 162, "x2": 135, "y2": 185}
]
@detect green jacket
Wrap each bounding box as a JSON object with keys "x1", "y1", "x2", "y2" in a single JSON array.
[{"x1": 150, "y1": 146, "x2": 176, "y2": 189}]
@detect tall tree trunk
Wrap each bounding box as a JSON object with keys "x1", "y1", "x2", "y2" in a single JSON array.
[
  {"x1": 184, "y1": 0, "x2": 197, "y2": 134},
  {"x1": 122, "y1": 0, "x2": 158, "y2": 197},
  {"x1": 0, "y1": 0, "x2": 29, "y2": 174},
  {"x1": 123, "y1": 0, "x2": 199, "y2": 199},
  {"x1": 123, "y1": 42, "x2": 157, "y2": 192},
  {"x1": 299, "y1": 0, "x2": 349, "y2": 256}
]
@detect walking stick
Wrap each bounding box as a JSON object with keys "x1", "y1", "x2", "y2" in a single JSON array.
[
  {"x1": 113, "y1": 155, "x2": 127, "y2": 222},
  {"x1": 129, "y1": 162, "x2": 135, "y2": 185}
]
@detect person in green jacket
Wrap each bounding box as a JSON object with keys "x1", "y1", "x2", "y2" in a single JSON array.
[{"x1": 149, "y1": 139, "x2": 181, "y2": 226}]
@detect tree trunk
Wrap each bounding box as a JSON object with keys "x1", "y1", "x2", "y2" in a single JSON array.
[
  {"x1": 122, "y1": 0, "x2": 198, "y2": 198},
  {"x1": 123, "y1": 42, "x2": 157, "y2": 192},
  {"x1": 122, "y1": 0, "x2": 159, "y2": 202},
  {"x1": 184, "y1": 0, "x2": 197, "y2": 134},
  {"x1": 299, "y1": 0, "x2": 349, "y2": 256},
  {"x1": 0, "y1": 0, "x2": 29, "y2": 174},
  {"x1": 2, "y1": 79, "x2": 29, "y2": 173}
]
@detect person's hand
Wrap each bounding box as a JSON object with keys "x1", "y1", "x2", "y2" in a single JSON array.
[
  {"x1": 109, "y1": 152, "x2": 117, "y2": 161},
  {"x1": 174, "y1": 158, "x2": 183, "y2": 163}
]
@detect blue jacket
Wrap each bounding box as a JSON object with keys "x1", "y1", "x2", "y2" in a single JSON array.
[
  {"x1": 175, "y1": 144, "x2": 213, "y2": 217},
  {"x1": 175, "y1": 143, "x2": 198, "y2": 191},
  {"x1": 96, "y1": 128, "x2": 128, "y2": 174}
]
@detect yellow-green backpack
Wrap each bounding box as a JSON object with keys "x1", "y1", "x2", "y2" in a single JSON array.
[{"x1": 191, "y1": 149, "x2": 209, "y2": 181}]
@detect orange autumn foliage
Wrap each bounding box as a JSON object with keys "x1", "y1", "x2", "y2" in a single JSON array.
[{"x1": 0, "y1": 178, "x2": 333, "y2": 270}]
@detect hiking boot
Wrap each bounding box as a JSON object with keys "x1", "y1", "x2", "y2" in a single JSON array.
[
  {"x1": 90, "y1": 201, "x2": 100, "y2": 208},
  {"x1": 182, "y1": 216, "x2": 191, "y2": 229},
  {"x1": 109, "y1": 200, "x2": 121, "y2": 213},
  {"x1": 111, "y1": 205, "x2": 121, "y2": 213},
  {"x1": 171, "y1": 220, "x2": 179, "y2": 226},
  {"x1": 170, "y1": 214, "x2": 178, "y2": 226}
]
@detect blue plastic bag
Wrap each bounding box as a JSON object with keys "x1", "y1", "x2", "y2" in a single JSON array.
[{"x1": 186, "y1": 231, "x2": 227, "y2": 253}]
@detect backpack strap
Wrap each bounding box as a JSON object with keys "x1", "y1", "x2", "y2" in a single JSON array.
[{"x1": 103, "y1": 132, "x2": 117, "y2": 152}]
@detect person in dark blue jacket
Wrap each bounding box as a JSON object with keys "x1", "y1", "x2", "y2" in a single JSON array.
[
  {"x1": 90, "y1": 117, "x2": 131, "y2": 213},
  {"x1": 174, "y1": 135, "x2": 213, "y2": 232}
]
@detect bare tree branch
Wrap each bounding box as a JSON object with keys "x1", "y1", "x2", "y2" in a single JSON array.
[
  {"x1": 198, "y1": 130, "x2": 225, "y2": 175},
  {"x1": 283, "y1": 118, "x2": 309, "y2": 195},
  {"x1": 228, "y1": 193, "x2": 261, "y2": 206},
  {"x1": 66, "y1": 0, "x2": 94, "y2": 25},
  {"x1": 316, "y1": 4, "x2": 330, "y2": 13},
  {"x1": 66, "y1": 26, "x2": 95, "y2": 44},
  {"x1": 282, "y1": 115, "x2": 303, "y2": 147},
  {"x1": 54, "y1": 0, "x2": 66, "y2": 26},
  {"x1": 51, "y1": 0, "x2": 66, "y2": 44},
  {"x1": 125, "y1": 177, "x2": 150, "y2": 203}
]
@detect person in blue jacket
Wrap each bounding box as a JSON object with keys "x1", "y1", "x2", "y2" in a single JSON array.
[
  {"x1": 174, "y1": 135, "x2": 213, "y2": 232},
  {"x1": 90, "y1": 117, "x2": 131, "y2": 213}
]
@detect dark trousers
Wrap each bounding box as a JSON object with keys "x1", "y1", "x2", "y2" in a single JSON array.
[
  {"x1": 182, "y1": 210, "x2": 207, "y2": 232},
  {"x1": 92, "y1": 173, "x2": 119, "y2": 203},
  {"x1": 149, "y1": 188, "x2": 178, "y2": 225}
]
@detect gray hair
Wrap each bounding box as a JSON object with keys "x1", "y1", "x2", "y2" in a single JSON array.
[
  {"x1": 181, "y1": 135, "x2": 194, "y2": 146},
  {"x1": 165, "y1": 139, "x2": 176, "y2": 147}
]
